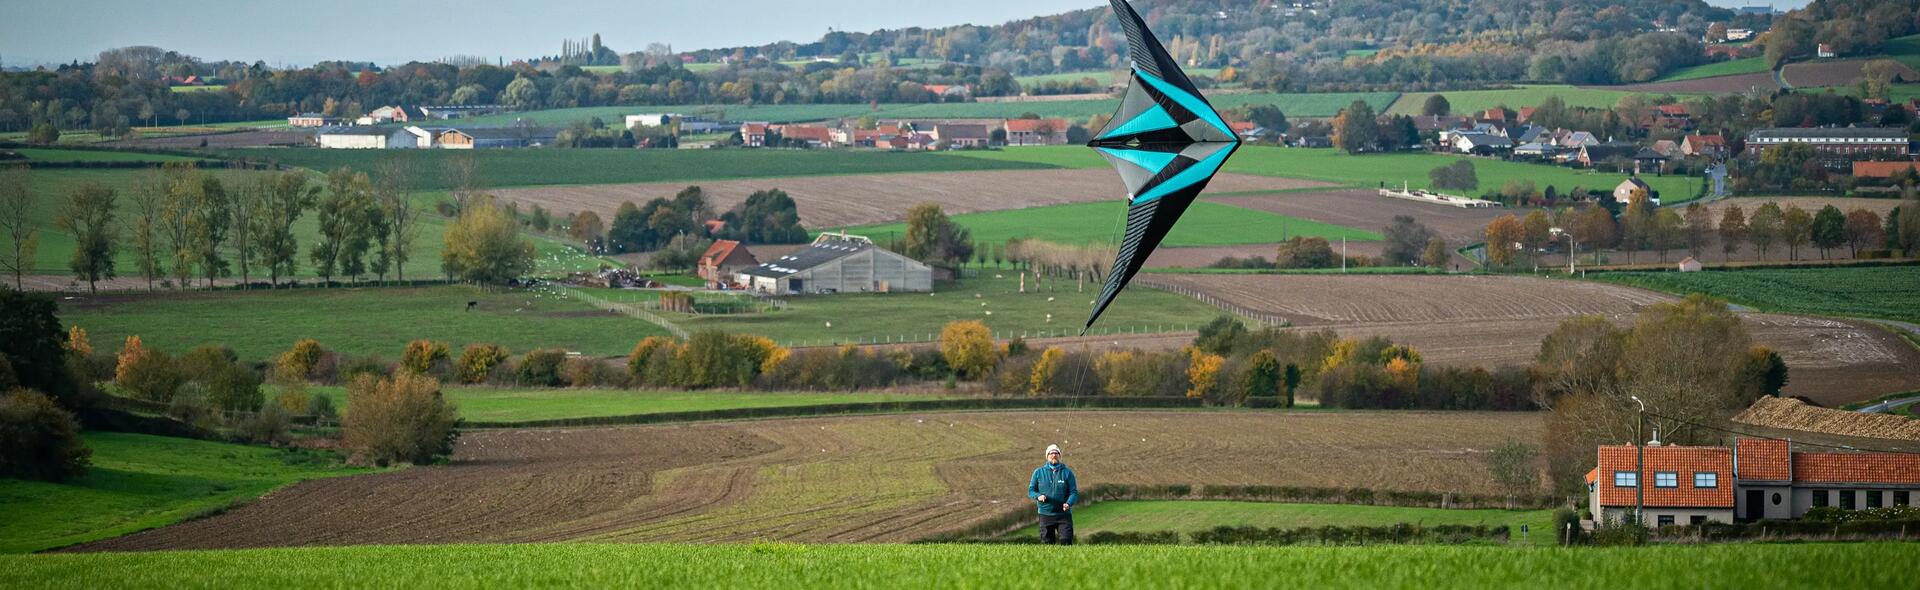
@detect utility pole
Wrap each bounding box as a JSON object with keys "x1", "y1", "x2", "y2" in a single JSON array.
[{"x1": 1632, "y1": 395, "x2": 1647, "y2": 527}]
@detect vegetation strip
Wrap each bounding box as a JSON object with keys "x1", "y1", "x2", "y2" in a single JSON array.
[{"x1": 458, "y1": 396, "x2": 1213, "y2": 428}]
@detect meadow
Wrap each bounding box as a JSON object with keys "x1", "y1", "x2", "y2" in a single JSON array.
[
  {"x1": 61, "y1": 284, "x2": 670, "y2": 361},
  {"x1": 291, "y1": 385, "x2": 963, "y2": 423},
  {"x1": 582, "y1": 274, "x2": 1229, "y2": 345},
  {"x1": 1653, "y1": 57, "x2": 1768, "y2": 82},
  {"x1": 1588, "y1": 266, "x2": 1920, "y2": 324},
  {"x1": 0, "y1": 543, "x2": 1905, "y2": 589},
  {"x1": 11, "y1": 148, "x2": 205, "y2": 163},
  {"x1": 1013, "y1": 500, "x2": 1558, "y2": 546},
  {"x1": 215, "y1": 148, "x2": 1056, "y2": 190},
  {"x1": 1384, "y1": 85, "x2": 1683, "y2": 116},
  {"x1": 0, "y1": 433, "x2": 369, "y2": 554},
  {"x1": 953, "y1": 145, "x2": 1702, "y2": 202},
  {"x1": 828, "y1": 200, "x2": 1382, "y2": 248}
]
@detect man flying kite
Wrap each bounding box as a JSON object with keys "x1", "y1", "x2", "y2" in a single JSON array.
[{"x1": 1083, "y1": 0, "x2": 1242, "y2": 333}]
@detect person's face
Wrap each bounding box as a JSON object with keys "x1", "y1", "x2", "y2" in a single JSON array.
[{"x1": 1047, "y1": 449, "x2": 1060, "y2": 464}]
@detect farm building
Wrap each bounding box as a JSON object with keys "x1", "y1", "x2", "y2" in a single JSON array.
[
  {"x1": 360, "y1": 106, "x2": 427, "y2": 125},
  {"x1": 437, "y1": 127, "x2": 557, "y2": 149},
  {"x1": 419, "y1": 105, "x2": 507, "y2": 120},
  {"x1": 1587, "y1": 438, "x2": 1920, "y2": 526},
  {"x1": 1745, "y1": 127, "x2": 1911, "y2": 167},
  {"x1": 932, "y1": 124, "x2": 992, "y2": 148},
  {"x1": 697, "y1": 240, "x2": 759, "y2": 289},
  {"x1": 287, "y1": 113, "x2": 342, "y2": 127},
  {"x1": 317, "y1": 127, "x2": 410, "y2": 149},
  {"x1": 1003, "y1": 118, "x2": 1070, "y2": 146},
  {"x1": 741, "y1": 123, "x2": 770, "y2": 147},
  {"x1": 736, "y1": 233, "x2": 932, "y2": 294},
  {"x1": 777, "y1": 125, "x2": 835, "y2": 148},
  {"x1": 1681, "y1": 134, "x2": 1727, "y2": 158},
  {"x1": 1677, "y1": 256, "x2": 1702, "y2": 272}
]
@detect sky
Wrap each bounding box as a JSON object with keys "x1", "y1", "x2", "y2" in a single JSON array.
[
  {"x1": 0, "y1": 0, "x2": 1817, "y2": 69},
  {"x1": 0, "y1": 0, "x2": 1100, "y2": 67}
]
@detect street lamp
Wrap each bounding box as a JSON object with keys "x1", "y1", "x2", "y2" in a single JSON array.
[{"x1": 1631, "y1": 395, "x2": 1647, "y2": 526}]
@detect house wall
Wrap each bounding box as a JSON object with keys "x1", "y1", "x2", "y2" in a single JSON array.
[
  {"x1": 1596, "y1": 506, "x2": 1735, "y2": 526},
  {"x1": 1735, "y1": 484, "x2": 1795, "y2": 520},
  {"x1": 318, "y1": 134, "x2": 387, "y2": 149},
  {"x1": 440, "y1": 133, "x2": 475, "y2": 149},
  {"x1": 1793, "y1": 486, "x2": 1920, "y2": 517}
]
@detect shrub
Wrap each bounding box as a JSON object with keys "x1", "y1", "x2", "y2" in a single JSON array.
[
  {"x1": 762, "y1": 346, "x2": 908, "y2": 390},
  {"x1": 626, "y1": 336, "x2": 677, "y2": 381},
  {"x1": 274, "y1": 383, "x2": 311, "y2": 415},
  {"x1": 941, "y1": 320, "x2": 997, "y2": 380},
  {"x1": 989, "y1": 353, "x2": 1039, "y2": 396},
  {"x1": 562, "y1": 357, "x2": 627, "y2": 388},
  {"x1": 336, "y1": 354, "x2": 392, "y2": 383},
  {"x1": 0, "y1": 388, "x2": 92, "y2": 482},
  {"x1": 1193, "y1": 316, "x2": 1247, "y2": 355},
  {"x1": 399, "y1": 340, "x2": 452, "y2": 376},
  {"x1": 1242, "y1": 350, "x2": 1282, "y2": 399},
  {"x1": 517, "y1": 348, "x2": 569, "y2": 387},
  {"x1": 203, "y1": 361, "x2": 264, "y2": 413},
  {"x1": 0, "y1": 356, "x2": 13, "y2": 392},
  {"x1": 0, "y1": 290, "x2": 79, "y2": 403},
  {"x1": 177, "y1": 345, "x2": 239, "y2": 382},
  {"x1": 342, "y1": 373, "x2": 459, "y2": 466},
  {"x1": 115, "y1": 337, "x2": 182, "y2": 402},
  {"x1": 456, "y1": 343, "x2": 510, "y2": 384},
  {"x1": 306, "y1": 392, "x2": 338, "y2": 423},
  {"x1": 65, "y1": 326, "x2": 92, "y2": 357},
  {"x1": 1028, "y1": 348, "x2": 1065, "y2": 396},
  {"x1": 275, "y1": 339, "x2": 326, "y2": 383},
  {"x1": 671, "y1": 332, "x2": 778, "y2": 389},
  {"x1": 166, "y1": 383, "x2": 216, "y2": 428},
  {"x1": 238, "y1": 403, "x2": 293, "y2": 446}
]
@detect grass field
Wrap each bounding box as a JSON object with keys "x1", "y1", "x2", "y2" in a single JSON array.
[
  {"x1": 0, "y1": 543, "x2": 1906, "y2": 588},
  {"x1": 1384, "y1": 85, "x2": 1685, "y2": 116},
  {"x1": 1013, "y1": 501, "x2": 1558, "y2": 546},
  {"x1": 1588, "y1": 266, "x2": 1920, "y2": 324},
  {"x1": 12, "y1": 148, "x2": 203, "y2": 163},
  {"x1": 216, "y1": 148, "x2": 1056, "y2": 190},
  {"x1": 826, "y1": 200, "x2": 1381, "y2": 248},
  {"x1": 291, "y1": 385, "x2": 963, "y2": 422},
  {"x1": 61, "y1": 284, "x2": 671, "y2": 361},
  {"x1": 580, "y1": 274, "x2": 1227, "y2": 345},
  {"x1": 0, "y1": 432, "x2": 369, "y2": 554},
  {"x1": 1015, "y1": 68, "x2": 1222, "y2": 89},
  {"x1": 1883, "y1": 34, "x2": 1920, "y2": 71},
  {"x1": 1654, "y1": 57, "x2": 1769, "y2": 82},
  {"x1": 954, "y1": 145, "x2": 1701, "y2": 202}
]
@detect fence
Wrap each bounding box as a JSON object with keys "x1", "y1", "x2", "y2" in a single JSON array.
[
  {"x1": 1133, "y1": 277, "x2": 1291, "y2": 327},
  {"x1": 556, "y1": 285, "x2": 689, "y2": 339}
]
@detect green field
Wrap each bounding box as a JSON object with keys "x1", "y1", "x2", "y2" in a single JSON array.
[
  {"x1": 12, "y1": 148, "x2": 203, "y2": 163},
  {"x1": 61, "y1": 284, "x2": 670, "y2": 361},
  {"x1": 1014, "y1": 501, "x2": 1558, "y2": 546},
  {"x1": 580, "y1": 274, "x2": 1227, "y2": 345},
  {"x1": 1016, "y1": 68, "x2": 1222, "y2": 89},
  {"x1": 1385, "y1": 85, "x2": 1686, "y2": 116},
  {"x1": 828, "y1": 201, "x2": 1380, "y2": 249},
  {"x1": 0, "y1": 543, "x2": 1906, "y2": 588},
  {"x1": 0, "y1": 432, "x2": 369, "y2": 554},
  {"x1": 292, "y1": 385, "x2": 963, "y2": 422},
  {"x1": 1882, "y1": 34, "x2": 1920, "y2": 71},
  {"x1": 1654, "y1": 57, "x2": 1769, "y2": 82},
  {"x1": 1588, "y1": 266, "x2": 1920, "y2": 324},
  {"x1": 955, "y1": 145, "x2": 1700, "y2": 202},
  {"x1": 216, "y1": 148, "x2": 1056, "y2": 190}
]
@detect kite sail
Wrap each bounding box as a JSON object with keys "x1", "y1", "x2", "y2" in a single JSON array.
[{"x1": 1083, "y1": 0, "x2": 1241, "y2": 333}]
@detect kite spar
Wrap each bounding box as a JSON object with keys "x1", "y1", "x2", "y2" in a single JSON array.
[{"x1": 1083, "y1": 0, "x2": 1242, "y2": 333}]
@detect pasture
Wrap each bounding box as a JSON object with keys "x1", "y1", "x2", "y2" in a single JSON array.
[
  {"x1": 292, "y1": 385, "x2": 963, "y2": 423},
  {"x1": 10, "y1": 148, "x2": 203, "y2": 163},
  {"x1": 1384, "y1": 85, "x2": 1682, "y2": 116},
  {"x1": 1012, "y1": 500, "x2": 1558, "y2": 546},
  {"x1": 828, "y1": 200, "x2": 1382, "y2": 249},
  {"x1": 0, "y1": 433, "x2": 368, "y2": 554},
  {"x1": 1653, "y1": 57, "x2": 1768, "y2": 82},
  {"x1": 64, "y1": 410, "x2": 1543, "y2": 549},
  {"x1": 7, "y1": 543, "x2": 1905, "y2": 588},
  {"x1": 60, "y1": 284, "x2": 670, "y2": 361},
  {"x1": 1588, "y1": 266, "x2": 1920, "y2": 325}
]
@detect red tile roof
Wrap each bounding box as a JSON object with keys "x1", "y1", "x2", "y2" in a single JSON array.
[
  {"x1": 779, "y1": 125, "x2": 833, "y2": 143},
  {"x1": 1794, "y1": 451, "x2": 1920, "y2": 485},
  {"x1": 1853, "y1": 161, "x2": 1920, "y2": 178},
  {"x1": 1655, "y1": 104, "x2": 1691, "y2": 116},
  {"x1": 1684, "y1": 134, "x2": 1726, "y2": 147},
  {"x1": 742, "y1": 123, "x2": 768, "y2": 135},
  {"x1": 1595, "y1": 445, "x2": 1734, "y2": 508},
  {"x1": 700, "y1": 239, "x2": 741, "y2": 266},
  {"x1": 1005, "y1": 118, "x2": 1067, "y2": 133},
  {"x1": 1737, "y1": 438, "x2": 1791, "y2": 481}
]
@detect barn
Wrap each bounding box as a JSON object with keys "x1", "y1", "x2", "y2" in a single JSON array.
[{"x1": 736, "y1": 233, "x2": 933, "y2": 294}]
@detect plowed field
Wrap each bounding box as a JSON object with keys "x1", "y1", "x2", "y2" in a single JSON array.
[{"x1": 68, "y1": 410, "x2": 1538, "y2": 551}]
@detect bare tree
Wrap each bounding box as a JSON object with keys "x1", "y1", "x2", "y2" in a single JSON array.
[
  {"x1": 0, "y1": 167, "x2": 38, "y2": 289},
  {"x1": 442, "y1": 152, "x2": 481, "y2": 211},
  {"x1": 126, "y1": 170, "x2": 166, "y2": 290},
  {"x1": 230, "y1": 176, "x2": 262, "y2": 288},
  {"x1": 1485, "y1": 438, "x2": 1540, "y2": 505},
  {"x1": 375, "y1": 156, "x2": 423, "y2": 282}
]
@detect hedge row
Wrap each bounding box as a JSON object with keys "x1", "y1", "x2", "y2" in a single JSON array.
[
  {"x1": 1175, "y1": 523, "x2": 1508, "y2": 546},
  {"x1": 459, "y1": 396, "x2": 1208, "y2": 428},
  {"x1": 1081, "y1": 482, "x2": 1561, "y2": 510},
  {"x1": 1656, "y1": 519, "x2": 1920, "y2": 542},
  {"x1": 18, "y1": 160, "x2": 269, "y2": 170}
]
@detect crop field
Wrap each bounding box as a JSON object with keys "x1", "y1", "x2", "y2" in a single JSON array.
[
  {"x1": 491, "y1": 169, "x2": 1326, "y2": 229},
  {"x1": 1384, "y1": 85, "x2": 1680, "y2": 116},
  {"x1": 580, "y1": 274, "x2": 1227, "y2": 345},
  {"x1": 11, "y1": 148, "x2": 203, "y2": 163},
  {"x1": 59, "y1": 284, "x2": 669, "y2": 361},
  {"x1": 1011, "y1": 500, "x2": 1558, "y2": 546},
  {"x1": 1589, "y1": 266, "x2": 1920, "y2": 324},
  {"x1": 830, "y1": 200, "x2": 1381, "y2": 250},
  {"x1": 1208, "y1": 188, "x2": 1517, "y2": 250},
  {"x1": 954, "y1": 146, "x2": 1701, "y2": 202},
  {"x1": 1653, "y1": 57, "x2": 1768, "y2": 82},
  {"x1": 217, "y1": 148, "x2": 1056, "y2": 190},
  {"x1": 63, "y1": 410, "x2": 1540, "y2": 550},
  {"x1": 0, "y1": 433, "x2": 369, "y2": 554},
  {"x1": 291, "y1": 385, "x2": 963, "y2": 423},
  {"x1": 6, "y1": 543, "x2": 1909, "y2": 589}
]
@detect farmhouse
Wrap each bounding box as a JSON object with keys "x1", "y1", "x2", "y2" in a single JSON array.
[
  {"x1": 777, "y1": 125, "x2": 835, "y2": 148},
  {"x1": 317, "y1": 127, "x2": 410, "y2": 149},
  {"x1": 1612, "y1": 177, "x2": 1655, "y2": 205},
  {"x1": 1004, "y1": 118, "x2": 1070, "y2": 146},
  {"x1": 287, "y1": 113, "x2": 342, "y2": 127},
  {"x1": 737, "y1": 233, "x2": 933, "y2": 294},
  {"x1": 360, "y1": 106, "x2": 427, "y2": 125},
  {"x1": 933, "y1": 124, "x2": 992, "y2": 148},
  {"x1": 741, "y1": 123, "x2": 770, "y2": 147},
  {"x1": 1682, "y1": 134, "x2": 1728, "y2": 158},
  {"x1": 1587, "y1": 438, "x2": 1920, "y2": 526},
  {"x1": 697, "y1": 240, "x2": 759, "y2": 289}
]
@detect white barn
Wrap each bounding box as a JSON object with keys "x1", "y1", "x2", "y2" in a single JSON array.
[
  {"x1": 736, "y1": 233, "x2": 933, "y2": 294},
  {"x1": 317, "y1": 127, "x2": 409, "y2": 149}
]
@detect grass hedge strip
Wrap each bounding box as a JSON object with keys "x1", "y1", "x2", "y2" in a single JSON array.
[{"x1": 459, "y1": 395, "x2": 1210, "y2": 428}]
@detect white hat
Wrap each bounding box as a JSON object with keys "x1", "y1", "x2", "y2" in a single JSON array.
[{"x1": 1046, "y1": 444, "x2": 1061, "y2": 455}]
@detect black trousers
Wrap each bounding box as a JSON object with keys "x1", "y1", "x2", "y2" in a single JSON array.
[{"x1": 1039, "y1": 513, "x2": 1074, "y2": 545}]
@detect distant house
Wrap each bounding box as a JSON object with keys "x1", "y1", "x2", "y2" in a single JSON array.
[
  {"x1": 1291, "y1": 135, "x2": 1332, "y2": 148},
  {"x1": 1612, "y1": 177, "x2": 1656, "y2": 206},
  {"x1": 1513, "y1": 142, "x2": 1560, "y2": 160},
  {"x1": 625, "y1": 113, "x2": 681, "y2": 129},
  {"x1": 741, "y1": 123, "x2": 770, "y2": 147},
  {"x1": 1516, "y1": 107, "x2": 1538, "y2": 124},
  {"x1": 419, "y1": 105, "x2": 506, "y2": 120},
  {"x1": 1480, "y1": 107, "x2": 1512, "y2": 121},
  {"x1": 1632, "y1": 147, "x2": 1670, "y2": 175},
  {"x1": 1579, "y1": 141, "x2": 1638, "y2": 168},
  {"x1": 890, "y1": 133, "x2": 936, "y2": 150},
  {"x1": 1650, "y1": 140, "x2": 1681, "y2": 158},
  {"x1": 287, "y1": 113, "x2": 341, "y2": 127},
  {"x1": 777, "y1": 124, "x2": 834, "y2": 148},
  {"x1": 436, "y1": 126, "x2": 556, "y2": 149},
  {"x1": 397, "y1": 126, "x2": 446, "y2": 149},
  {"x1": 1449, "y1": 133, "x2": 1513, "y2": 156},
  {"x1": 1587, "y1": 438, "x2": 1920, "y2": 526},
  {"x1": 923, "y1": 84, "x2": 972, "y2": 101},
  {"x1": 1681, "y1": 134, "x2": 1728, "y2": 158},
  {"x1": 1678, "y1": 256, "x2": 1702, "y2": 272},
  {"x1": 1853, "y1": 161, "x2": 1920, "y2": 178},
  {"x1": 1558, "y1": 131, "x2": 1600, "y2": 149},
  {"x1": 932, "y1": 124, "x2": 992, "y2": 148},
  {"x1": 317, "y1": 127, "x2": 409, "y2": 149},
  {"x1": 1004, "y1": 118, "x2": 1070, "y2": 146},
  {"x1": 737, "y1": 233, "x2": 933, "y2": 294},
  {"x1": 1746, "y1": 127, "x2": 1912, "y2": 168},
  {"x1": 1645, "y1": 104, "x2": 1694, "y2": 130},
  {"x1": 1817, "y1": 43, "x2": 1836, "y2": 59},
  {"x1": 832, "y1": 127, "x2": 892, "y2": 148},
  {"x1": 697, "y1": 240, "x2": 759, "y2": 289},
  {"x1": 1410, "y1": 115, "x2": 1470, "y2": 133},
  {"x1": 362, "y1": 106, "x2": 427, "y2": 125}
]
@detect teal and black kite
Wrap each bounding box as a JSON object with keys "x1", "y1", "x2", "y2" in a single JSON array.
[{"x1": 1084, "y1": 0, "x2": 1242, "y2": 333}]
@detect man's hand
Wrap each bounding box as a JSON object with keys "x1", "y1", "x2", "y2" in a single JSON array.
[
  {"x1": 1063, "y1": 504, "x2": 1072, "y2": 511},
  {"x1": 1037, "y1": 495, "x2": 1047, "y2": 502}
]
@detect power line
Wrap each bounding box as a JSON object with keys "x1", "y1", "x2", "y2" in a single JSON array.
[{"x1": 1644, "y1": 409, "x2": 1920, "y2": 456}]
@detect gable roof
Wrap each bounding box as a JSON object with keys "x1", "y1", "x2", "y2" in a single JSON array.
[
  {"x1": 1594, "y1": 444, "x2": 1735, "y2": 508},
  {"x1": 740, "y1": 235, "x2": 884, "y2": 278},
  {"x1": 700, "y1": 239, "x2": 754, "y2": 267},
  {"x1": 1736, "y1": 438, "x2": 1791, "y2": 481},
  {"x1": 779, "y1": 125, "x2": 834, "y2": 143},
  {"x1": 936, "y1": 124, "x2": 991, "y2": 140},
  {"x1": 1005, "y1": 118, "x2": 1068, "y2": 133},
  {"x1": 1683, "y1": 134, "x2": 1726, "y2": 147}
]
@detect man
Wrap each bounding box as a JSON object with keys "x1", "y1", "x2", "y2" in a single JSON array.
[{"x1": 1027, "y1": 443, "x2": 1079, "y2": 545}]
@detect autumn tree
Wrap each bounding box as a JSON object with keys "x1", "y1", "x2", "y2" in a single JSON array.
[
  {"x1": 1843, "y1": 208, "x2": 1883, "y2": 257},
  {"x1": 1420, "y1": 237, "x2": 1450, "y2": 268},
  {"x1": 252, "y1": 172, "x2": 317, "y2": 287},
  {"x1": 1381, "y1": 215, "x2": 1434, "y2": 266},
  {"x1": 1484, "y1": 214, "x2": 1525, "y2": 268},
  {"x1": 1618, "y1": 197, "x2": 1651, "y2": 264},
  {"x1": 1331, "y1": 100, "x2": 1380, "y2": 155},
  {"x1": 1521, "y1": 210, "x2": 1552, "y2": 271},
  {"x1": 55, "y1": 183, "x2": 117, "y2": 293},
  {"x1": 125, "y1": 170, "x2": 165, "y2": 290},
  {"x1": 1748, "y1": 201, "x2": 1785, "y2": 260},
  {"x1": 1897, "y1": 195, "x2": 1920, "y2": 256},
  {"x1": 1717, "y1": 204, "x2": 1748, "y2": 261},
  {"x1": 1650, "y1": 208, "x2": 1684, "y2": 263},
  {"x1": 903, "y1": 202, "x2": 974, "y2": 266},
  {"x1": 1682, "y1": 203, "x2": 1713, "y2": 259},
  {"x1": 441, "y1": 197, "x2": 534, "y2": 286},
  {"x1": 1781, "y1": 204, "x2": 1812, "y2": 261},
  {"x1": 1571, "y1": 206, "x2": 1617, "y2": 265},
  {"x1": 229, "y1": 176, "x2": 261, "y2": 287},
  {"x1": 940, "y1": 320, "x2": 996, "y2": 380},
  {"x1": 341, "y1": 372, "x2": 459, "y2": 466},
  {"x1": 0, "y1": 167, "x2": 37, "y2": 289}
]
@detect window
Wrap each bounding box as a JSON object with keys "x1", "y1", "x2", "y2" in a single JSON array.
[
  {"x1": 1772, "y1": 493, "x2": 1782, "y2": 506},
  {"x1": 1841, "y1": 490, "x2": 1857, "y2": 510},
  {"x1": 1689, "y1": 515, "x2": 1707, "y2": 525},
  {"x1": 1657, "y1": 515, "x2": 1675, "y2": 526},
  {"x1": 1614, "y1": 471, "x2": 1637, "y2": 487},
  {"x1": 1898, "y1": 491, "x2": 1910, "y2": 507},
  {"x1": 1813, "y1": 490, "x2": 1829, "y2": 507},
  {"x1": 1693, "y1": 472, "x2": 1718, "y2": 488},
  {"x1": 1868, "y1": 491, "x2": 1883, "y2": 509},
  {"x1": 1655, "y1": 472, "x2": 1678, "y2": 488}
]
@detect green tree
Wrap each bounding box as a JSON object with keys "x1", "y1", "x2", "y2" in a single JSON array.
[
  {"x1": 1421, "y1": 237, "x2": 1451, "y2": 268},
  {"x1": 1193, "y1": 315, "x2": 1247, "y2": 356},
  {"x1": 1717, "y1": 204, "x2": 1748, "y2": 261},
  {"x1": 312, "y1": 167, "x2": 375, "y2": 285},
  {"x1": 1748, "y1": 202, "x2": 1785, "y2": 261},
  {"x1": 441, "y1": 198, "x2": 534, "y2": 285},
  {"x1": 1486, "y1": 438, "x2": 1540, "y2": 501},
  {"x1": 1781, "y1": 205, "x2": 1812, "y2": 261},
  {"x1": 0, "y1": 388, "x2": 92, "y2": 482},
  {"x1": 1242, "y1": 350, "x2": 1282, "y2": 398},
  {"x1": 125, "y1": 171, "x2": 165, "y2": 290},
  {"x1": 26, "y1": 122, "x2": 58, "y2": 145},
  {"x1": 1421, "y1": 94, "x2": 1451, "y2": 116},
  {"x1": 1331, "y1": 100, "x2": 1380, "y2": 155},
  {"x1": 55, "y1": 183, "x2": 117, "y2": 293},
  {"x1": 1809, "y1": 205, "x2": 1846, "y2": 260},
  {"x1": 1282, "y1": 363, "x2": 1301, "y2": 408},
  {"x1": 252, "y1": 172, "x2": 317, "y2": 287},
  {"x1": 1381, "y1": 215, "x2": 1434, "y2": 266},
  {"x1": 1246, "y1": 104, "x2": 1288, "y2": 133},
  {"x1": 1650, "y1": 208, "x2": 1685, "y2": 263},
  {"x1": 0, "y1": 289, "x2": 80, "y2": 403},
  {"x1": 1898, "y1": 196, "x2": 1920, "y2": 256},
  {"x1": 903, "y1": 202, "x2": 973, "y2": 266},
  {"x1": 186, "y1": 174, "x2": 231, "y2": 289}
]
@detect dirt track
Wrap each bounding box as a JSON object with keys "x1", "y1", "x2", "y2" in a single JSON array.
[
  {"x1": 489, "y1": 169, "x2": 1331, "y2": 229},
  {"x1": 68, "y1": 410, "x2": 1538, "y2": 551}
]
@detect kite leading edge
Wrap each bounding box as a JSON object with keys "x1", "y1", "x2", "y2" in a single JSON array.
[{"x1": 1083, "y1": 0, "x2": 1242, "y2": 334}]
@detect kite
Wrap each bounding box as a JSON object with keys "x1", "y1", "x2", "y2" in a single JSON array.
[{"x1": 1083, "y1": 0, "x2": 1241, "y2": 333}]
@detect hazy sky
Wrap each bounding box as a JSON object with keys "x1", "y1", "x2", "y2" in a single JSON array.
[
  {"x1": 0, "y1": 0, "x2": 1815, "y2": 68},
  {"x1": 0, "y1": 0, "x2": 1100, "y2": 67}
]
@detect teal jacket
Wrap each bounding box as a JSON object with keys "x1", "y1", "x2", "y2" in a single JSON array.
[{"x1": 1028, "y1": 462, "x2": 1079, "y2": 516}]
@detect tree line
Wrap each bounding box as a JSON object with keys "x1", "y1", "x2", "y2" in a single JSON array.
[{"x1": 1484, "y1": 194, "x2": 1920, "y2": 269}]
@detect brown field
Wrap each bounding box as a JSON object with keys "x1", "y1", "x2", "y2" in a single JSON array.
[
  {"x1": 68, "y1": 410, "x2": 1539, "y2": 551},
  {"x1": 1211, "y1": 189, "x2": 1515, "y2": 248},
  {"x1": 489, "y1": 170, "x2": 1331, "y2": 229},
  {"x1": 99, "y1": 130, "x2": 311, "y2": 149},
  {"x1": 1734, "y1": 397, "x2": 1920, "y2": 441}
]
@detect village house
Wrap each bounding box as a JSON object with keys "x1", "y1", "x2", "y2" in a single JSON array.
[
  {"x1": 1746, "y1": 127, "x2": 1912, "y2": 167},
  {"x1": 1579, "y1": 141, "x2": 1639, "y2": 169},
  {"x1": 740, "y1": 123, "x2": 770, "y2": 147},
  {"x1": 1612, "y1": 177, "x2": 1657, "y2": 206},
  {"x1": 1681, "y1": 134, "x2": 1728, "y2": 158},
  {"x1": 1003, "y1": 118, "x2": 1070, "y2": 146},
  {"x1": 287, "y1": 113, "x2": 342, "y2": 127},
  {"x1": 923, "y1": 84, "x2": 972, "y2": 101},
  {"x1": 1448, "y1": 132, "x2": 1514, "y2": 156},
  {"x1": 776, "y1": 124, "x2": 834, "y2": 148},
  {"x1": 1649, "y1": 140, "x2": 1682, "y2": 159},
  {"x1": 1633, "y1": 147, "x2": 1669, "y2": 175},
  {"x1": 737, "y1": 233, "x2": 933, "y2": 294},
  {"x1": 697, "y1": 240, "x2": 759, "y2": 289},
  {"x1": 1588, "y1": 438, "x2": 1920, "y2": 526},
  {"x1": 932, "y1": 124, "x2": 992, "y2": 148},
  {"x1": 1410, "y1": 115, "x2": 1471, "y2": 134},
  {"x1": 1644, "y1": 104, "x2": 1694, "y2": 131}
]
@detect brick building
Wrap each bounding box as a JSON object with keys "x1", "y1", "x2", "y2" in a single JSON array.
[{"x1": 1588, "y1": 438, "x2": 1920, "y2": 526}]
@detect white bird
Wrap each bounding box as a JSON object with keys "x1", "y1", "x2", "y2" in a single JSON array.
[
  {"x1": 985, "y1": 310, "x2": 993, "y2": 315},
  {"x1": 825, "y1": 321, "x2": 833, "y2": 328}
]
